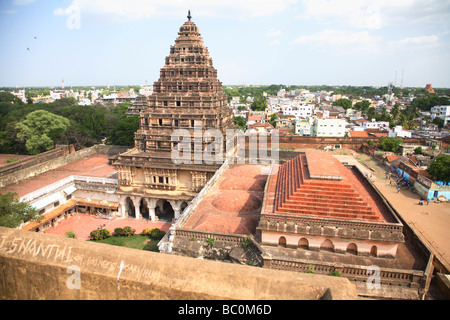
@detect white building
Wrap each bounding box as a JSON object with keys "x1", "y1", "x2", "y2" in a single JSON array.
[
  {"x1": 50, "y1": 90, "x2": 66, "y2": 100},
  {"x1": 311, "y1": 118, "x2": 346, "y2": 137},
  {"x1": 283, "y1": 104, "x2": 313, "y2": 120},
  {"x1": 139, "y1": 85, "x2": 154, "y2": 97},
  {"x1": 363, "y1": 119, "x2": 390, "y2": 130},
  {"x1": 430, "y1": 105, "x2": 450, "y2": 126},
  {"x1": 277, "y1": 89, "x2": 286, "y2": 97},
  {"x1": 78, "y1": 98, "x2": 92, "y2": 106},
  {"x1": 11, "y1": 89, "x2": 27, "y2": 103},
  {"x1": 294, "y1": 120, "x2": 311, "y2": 136},
  {"x1": 389, "y1": 126, "x2": 412, "y2": 138}
]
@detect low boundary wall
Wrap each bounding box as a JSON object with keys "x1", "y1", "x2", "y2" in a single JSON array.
[
  {"x1": 0, "y1": 226, "x2": 359, "y2": 300},
  {"x1": 0, "y1": 145, "x2": 130, "y2": 188}
]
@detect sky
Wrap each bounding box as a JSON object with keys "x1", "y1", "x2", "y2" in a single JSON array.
[{"x1": 1, "y1": 0, "x2": 450, "y2": 89}]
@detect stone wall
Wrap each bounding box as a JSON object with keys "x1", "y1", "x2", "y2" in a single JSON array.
[
  {"x1": 0, "y1": 145, "x2": 130, "y2": 188},
  {"x1": 0, "y1": 227, "x2": 359, "y2": 300}
]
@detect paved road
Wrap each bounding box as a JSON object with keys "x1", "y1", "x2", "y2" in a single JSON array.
[{"x1": 334, "y1": 153, "x2": 450, "y2": 271}]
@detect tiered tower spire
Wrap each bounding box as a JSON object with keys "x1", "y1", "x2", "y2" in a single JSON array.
[{"x1": 133, "y1": 12, "x2": 234, "y2": 154}]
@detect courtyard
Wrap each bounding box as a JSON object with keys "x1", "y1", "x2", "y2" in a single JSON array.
[{"x1": 43, "y1": 213, "x2": 171, "y2": 241}]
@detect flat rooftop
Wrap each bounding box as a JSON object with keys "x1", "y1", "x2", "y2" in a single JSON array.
[
  {"x1": 0, "y1": 153, "x2": 116, "y2": 198},
  {"x1": 182, "y1": 164, "x2": 270, "y2": 235},
  {"x1": 306, "y1": 150, "x2": 345, "y2": 180}
]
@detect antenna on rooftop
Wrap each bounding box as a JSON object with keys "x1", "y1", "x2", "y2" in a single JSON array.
[
  {"x1": 387, "y1": 82, "x2": 393, "y2": 106},
  {"x1": 400, "y1": 69, "x2": 404, "y2": 90}
]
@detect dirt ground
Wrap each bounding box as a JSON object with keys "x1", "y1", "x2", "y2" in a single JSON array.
[{"x1": 329, "y1": 149, "x2": 450, "y2": 271}]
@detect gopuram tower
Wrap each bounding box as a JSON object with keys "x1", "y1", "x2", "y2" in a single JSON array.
[{"x1": 113, "y1": 11, "x2": 236, "y2": 222}]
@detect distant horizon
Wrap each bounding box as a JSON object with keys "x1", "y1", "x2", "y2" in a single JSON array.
[
  {"x1": 2, "y1": 83, "x2": 449, "y2": 91},
  {"x1": 1, "y1": 1, "x2": 449, "y2": 89}
]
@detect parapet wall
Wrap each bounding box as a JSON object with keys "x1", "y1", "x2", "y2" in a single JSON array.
[
  {"x1": 0, "y1": 227, "x2": 359, "y2": 300},
  {"x1": 0, "y1": 145, "x2": 129, "y2": 188}
]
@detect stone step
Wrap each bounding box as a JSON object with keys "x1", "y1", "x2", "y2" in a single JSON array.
[
  {"x1": 282, "y1": 199, "x2": 371, "y2": 211},
  {"x1": 275, "y1": 208, "x2": 379, "y2": 220},
  {"x1": 276, "y1": 204, "x2": 375, "y2": 216}
]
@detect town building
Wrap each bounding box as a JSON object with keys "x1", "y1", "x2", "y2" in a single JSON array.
[
  {"x1": 311, "y1": 118, "x2": 346, "y2": 137},
  {"x1": 389, "y1": 126, "x2": 412, "y2": 138},
  {"x1": 294, "y1": 120, "x2": 311, "y2": 136},
  {"x1": 363, "y1": 119, "x2": 390, "y2": 130},
  {"x1": 431, "y1": 105, "x2": 450, "y2": 126}
]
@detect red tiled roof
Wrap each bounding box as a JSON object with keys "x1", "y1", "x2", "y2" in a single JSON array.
[
  {"x1": 386, "y1": 155, "x2": 401, "y2": 163},
  {"x1": 349, "y1": 130, "x2": 369, "y2": 138}
]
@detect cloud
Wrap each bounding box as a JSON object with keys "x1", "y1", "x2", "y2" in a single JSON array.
[
  {"x1": 294, "y1": 29, "x2": 381, "y2": 55},
  {"x1": 389, "y1": 35, "x2": 439, "y2": 49},
  {"x1": 54, "y1": 0, "x2": 298, "y2": 20},
  {"x1": 266, "y1": 29, "x2": 282, "y2": 37},
  {"x1": 298, "y1": 0, "x2": 450, "y2": 29}
]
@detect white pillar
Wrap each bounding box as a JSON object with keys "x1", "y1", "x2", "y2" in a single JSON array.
[
  {"x1": 146, "y1": 198, "x2": 157, "y2": 222},
  {"x1": 131, "y1": 196, "x2": 141, "y2": 219},
  {"x1": 119, "y1": 197, "x2": 127, "y2": 218},
  {"x1": 169, "y1": 200, "x2": 183, "y2": 220}
]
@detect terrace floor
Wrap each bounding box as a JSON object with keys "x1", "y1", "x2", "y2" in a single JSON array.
[
  {"x1": 182, "y1": 164, "x2": 271, "y2": 235},
  {"x1": 0, "y1": 153, "x2": 116, "y2": 198}
]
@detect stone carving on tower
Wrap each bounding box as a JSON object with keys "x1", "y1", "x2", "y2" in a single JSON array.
[{"x1": 113, "y1": 12, "x2": 236, "y2": 217}]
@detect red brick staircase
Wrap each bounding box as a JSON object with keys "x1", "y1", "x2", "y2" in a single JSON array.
[{"x1": 271, "y1": 154, "x2": 380, "y2": 221}]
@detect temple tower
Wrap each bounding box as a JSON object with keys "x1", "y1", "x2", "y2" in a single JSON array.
[{"x1": 113, "y1": 12, "x2": 235, "y2": 222}]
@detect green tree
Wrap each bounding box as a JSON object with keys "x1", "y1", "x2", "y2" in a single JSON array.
[
  {"x1": 427, "y1": 155, "x2": 450, "y2": 183},
  {"x1": 391, "y1": 104, "x2": 400, "y2": 121},
  {"x1": 354, "y1": 100, "x2": 371, "y2": 112},
  {"x1": 366, "y1": 107, "x2": 377, "y2": 120},
  {"x1": 0, "y1": 91, "x2": 24, "y2": 105},
  {"x1": 107, "y1": 115, "x2": 139, "y2": 146},
  {"x1": 0, "y1": 192, "x2": 41, "y2": 228},
  {"x1": 269, "y1": 113, "x2": 279, "y2": 127},
  {"x1": 379, "y1": 136, "x2": 403, "y2": 153},
  {"x1": 250, "y1": 96, "x2": 267, "y2": 111},
  {"x1": 432, "y1": 117, "x2": 444, "y2": 129},
  {"x1": 332, "y1": 98, "x2": 352, "y2": 110},
  {"x1": 411, "y1": 95, "x2": 450, "y2": 112},
  {"x1": 233, "y1": 116, "x2": 247, "y2": 131},
  {"x1": 15, "y1": 110, "x2": 70, "y2": 154}
]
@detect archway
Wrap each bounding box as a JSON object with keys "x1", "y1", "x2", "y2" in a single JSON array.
[
  {"x1": 140, "y1": 198, "x2": 149, "y2": 220},
  {"x1": 346, "y1": 243, "x2": 358, "y2": 255},
  {"x1": 125, "y1": 197, "x2": 135, "y2": 218},
  {"x1": 157, "y1": 200, "x2": 174, "y2": 222},
  {"x1": 320, "y1": 239, "x2": 334, "y2": 253},
  {"x1": 181, "y1": 201, "x2": 189, "y2": 213},
  {"x1": 298, "y1": 238, "x2": 309, "y2": 250},
  {"x1": 370, "y1": 245, "x2": 378, "y2": 257},
  {"x1": 278, "y1": 236, "x2": 287, "y2": 248}
]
